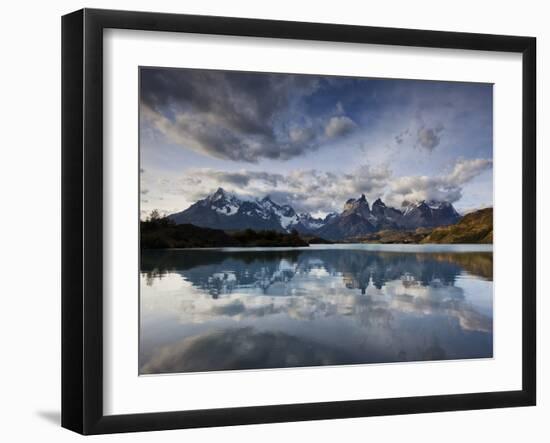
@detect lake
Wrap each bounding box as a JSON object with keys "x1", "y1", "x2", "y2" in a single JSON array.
[{"x1": 139, "y1": 244, "x2": 493, "y2": 374}]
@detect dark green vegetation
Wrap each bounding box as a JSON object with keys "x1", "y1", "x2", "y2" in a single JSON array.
[
  {"x1": 299, "y1": 234, "x2": 334, "y2": 244},
  {"x1": 141, "y1": 215, "x2": 238, "y2": 249},
  {"x1": 141, "y1": 212, "x2": 312, "y2": 249},
  {"x1": 231, "y1": 228, "x2": 309, "y2": 247},
  {"x1": 353, "y1": 208, "x2": 493, "y2": 244}
]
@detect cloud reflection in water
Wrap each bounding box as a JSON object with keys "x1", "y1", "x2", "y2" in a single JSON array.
[{"x1": 140, "y1": 247, "x2": 493, "y2": 374}]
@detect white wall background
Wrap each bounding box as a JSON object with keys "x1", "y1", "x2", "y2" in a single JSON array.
[{"x1": 0, "y1": 0, "x2": 546, "y2": 441}]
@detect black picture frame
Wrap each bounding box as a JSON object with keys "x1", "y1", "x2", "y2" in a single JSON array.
[{"x1": 62, "y1": 8, "x2": 536, "y2": 435}]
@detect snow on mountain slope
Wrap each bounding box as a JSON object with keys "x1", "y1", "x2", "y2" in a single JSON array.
[{"x1": 168, "y1": 188, "x2": 461, "y2": 240}]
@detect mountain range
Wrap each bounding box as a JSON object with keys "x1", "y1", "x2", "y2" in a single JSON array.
[{"x1": 168, "y1": 188, "x2": 461, "y2": 241}]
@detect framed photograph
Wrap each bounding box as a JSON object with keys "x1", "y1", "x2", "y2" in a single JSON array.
[{"x1": 62, "y1": 8, "x2": 536, "y2": 435}]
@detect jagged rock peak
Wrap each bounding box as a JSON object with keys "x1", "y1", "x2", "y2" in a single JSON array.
[
  {"x1": 210, "y1": 187, "x2": 227, "y2": 200},
  {"x1": 344, "y1": 194, "x2": 369, "y2": 209},
  {"x1": 169, "y1": 188, "x2": 461, "y2": 240},
  {"x1": 342, "y1": 194, "x2": 371, "y2": 217}
]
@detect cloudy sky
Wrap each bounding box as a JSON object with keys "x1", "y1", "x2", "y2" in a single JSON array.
[{"x1": 140, "y1": 67, "x2": 493, "y2": 219}]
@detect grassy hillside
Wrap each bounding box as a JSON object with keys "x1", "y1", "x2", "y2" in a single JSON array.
[
  {"x1": 351, "y1": 227, "x2": 432, "y2": 244},
  {"x1": 352, "y1": 208, "x2": 493, "y2": 244},
  {"x1": 421, "y1": 208, "x2": 492, "y2": 244}
]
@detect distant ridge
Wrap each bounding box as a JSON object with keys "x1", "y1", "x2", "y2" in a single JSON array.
[{"x1": 167, "y1": 188, "x2": 462, "y2": 241}]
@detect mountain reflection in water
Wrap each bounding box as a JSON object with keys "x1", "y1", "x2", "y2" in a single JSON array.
[{"x1": 140, "y1": 245, "x2": 493, "y2": 374}]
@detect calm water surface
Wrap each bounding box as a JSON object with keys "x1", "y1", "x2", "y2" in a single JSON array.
[{"x1": 140, "y1": 244, "x2": 493, "y2": 374}]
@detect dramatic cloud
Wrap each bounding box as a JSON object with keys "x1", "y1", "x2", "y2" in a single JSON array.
[
  {"x1": 394, "y1": 115, "x2": 445, "y2": 152},
  {"x1": 388, "y1": 158, "x2": 492, "y2": 205},
  {"x1": 143, "y1": 156, "x2": 491, "y2": 216},
  {"x1": 289, "y1": 126, "x2": 316, "y2": 143},
  {"x1": 140, "y1": 68, "x2": 359, "y2": 163},
  {"x1": 166, "y1": 164, "x2": 392, "y2": 215},
  {"x1": 445, "y1": 158, "x2": 493, "y2": 184},
  {"x1": 325, "y1": 116, "x2": 357, "y2": 138},
  {"x1": 141, "y1": 105, "x2": 287, "y2": 163},
  {"x1": 416, "y1": 124, "x2": 444, "y2": 151},
  {"x1": 190, "y1": 170, "x2": 283, "y2": 189},
  {"x1": 139, "y1": 70, "x2": 494, "y2": 214}
]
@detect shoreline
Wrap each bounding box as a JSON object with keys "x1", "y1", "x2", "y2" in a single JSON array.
[{"x1": 141, "y1": 243, "x2": 493, "y2": 253}]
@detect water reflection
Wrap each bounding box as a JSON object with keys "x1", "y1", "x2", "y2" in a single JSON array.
[{"x1": 140, "y1": 246, "x2": 493, "y2": 374}]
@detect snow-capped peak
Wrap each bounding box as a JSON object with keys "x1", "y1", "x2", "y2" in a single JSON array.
[
  {"x1": 426, "y1": 200, "x2": 446, "y2": 210},
  {"x1": 210, "y1": 187, "x2": 227, "y2": 202},
  {"x1": 170, "y1": 189, "x2": 461, "y2": 238},
  {"x1": 206, "y1": 188, "x2": 241, "y2": 215},
  {"x1": 295, "y1": 213, "x2": 325, "y2": 230}
]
